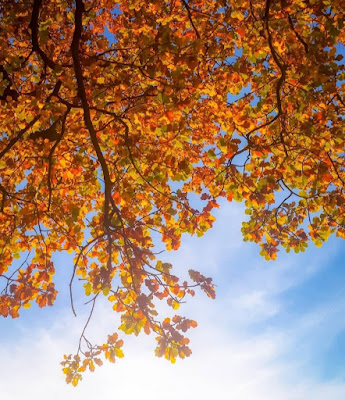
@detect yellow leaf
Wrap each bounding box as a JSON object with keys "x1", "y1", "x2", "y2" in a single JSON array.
[
  {"x1": 84, "y1": 282, "x2": 92, "y2": 296},
  {"x1": 115, "y1": 348, "x2": 124, "y2": 358},
  {"x1": 103, "y1": 286, "x2": 110, "y2": 296},
  {"x1": 172, "y1": 300, "x2": 180, "y2": 310},
  {"x1": 71, "y1": 377, "x2": 79, "y2": 387}
]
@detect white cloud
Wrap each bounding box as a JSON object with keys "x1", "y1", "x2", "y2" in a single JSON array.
[
  {"x1": 2, "y1": 299, "x2": 345, "y2": 400},
  {"x1": 1, "y1": 201, "x2": 345, "y2": 399}
]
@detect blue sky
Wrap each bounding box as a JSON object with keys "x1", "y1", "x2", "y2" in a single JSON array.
[{"x1": 1, "y1": 200, "x2": 345, "y2": 399}]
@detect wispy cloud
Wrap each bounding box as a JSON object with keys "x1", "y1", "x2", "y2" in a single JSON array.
[{"x1": 1, "y1": 202, "x2": 345, "y2": 399}]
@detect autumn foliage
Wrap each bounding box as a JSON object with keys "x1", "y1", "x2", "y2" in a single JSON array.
[{"x1": 0, "y1": 0, "x2": 344, "y2": 385}]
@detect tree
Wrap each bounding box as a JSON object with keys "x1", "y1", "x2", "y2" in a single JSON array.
[{"x1": 0, "y1": 0, "x2": 344, "y2": 385}]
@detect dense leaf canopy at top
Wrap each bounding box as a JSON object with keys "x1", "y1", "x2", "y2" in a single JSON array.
[{"x1": 0, "y1": 0, "x2": 344, "y2": 385}]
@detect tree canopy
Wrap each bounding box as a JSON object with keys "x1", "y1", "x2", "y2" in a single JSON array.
[{"x1": 0, "y1": 0, "x2": 344, "y2": 386}]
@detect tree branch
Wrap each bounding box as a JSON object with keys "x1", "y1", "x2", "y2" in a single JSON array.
[
  {"x1": 0, "y1": 115, "x2": 40, "y2": 160},
  {"x1": 29, "y1": 0, "x2": 56, "y2": 70},
  {"x1": 71, "y1": 0, "x2": 113, "y2": 228}
]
